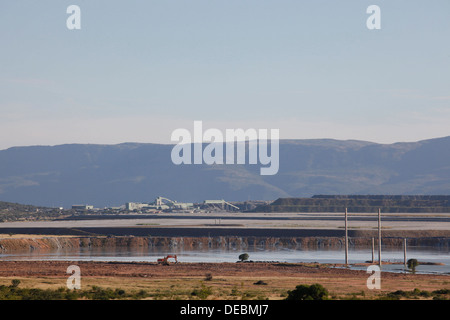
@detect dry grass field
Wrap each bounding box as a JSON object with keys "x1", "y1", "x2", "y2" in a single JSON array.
[{"x1": 0, "y1": 261, "x2": 448, "y2": 300}]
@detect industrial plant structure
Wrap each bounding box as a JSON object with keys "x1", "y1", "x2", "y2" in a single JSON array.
[{"x1": 126, "y1": 196, "x2": 240, "y2": 213}]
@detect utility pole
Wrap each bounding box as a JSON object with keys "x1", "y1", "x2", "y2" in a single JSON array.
[
  {"x1": 372, "y1": 237, "x2": 375, "y2": 263},
  {"x1": 378, "y1": 208, "x2": 382, "y2": 267},
  {"x1": 404, "y1": 238, "x2": 407, "y2": 270},
  {"x1": 345, "y1": 207, "x2": 349, "y2": 265}
]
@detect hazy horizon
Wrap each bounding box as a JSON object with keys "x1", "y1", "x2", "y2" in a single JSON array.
[
  {"x1": 1, "y1": 1, "x2": 449, "y2": 150},
  {"x1": 2, "y1": 134, "x2": 450, "y2": 152}
]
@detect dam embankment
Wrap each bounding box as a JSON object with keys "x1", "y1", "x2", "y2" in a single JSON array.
[{"x1": 0, "y1": 235, "x2": 449, "y2": 253}]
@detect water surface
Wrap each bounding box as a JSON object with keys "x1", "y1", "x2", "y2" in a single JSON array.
[{"x1": 1, "y1": 245, "x2": 448, "y2": 275}]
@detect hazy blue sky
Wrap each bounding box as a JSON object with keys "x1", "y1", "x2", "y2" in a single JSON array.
[{"x1": 1, "y1": 0, "x2": 449, "y2": 149}]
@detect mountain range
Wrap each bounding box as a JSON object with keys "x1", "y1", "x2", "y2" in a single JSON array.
[{"x1": 0, "y1": 136, "x2": 449, "y2": 208}]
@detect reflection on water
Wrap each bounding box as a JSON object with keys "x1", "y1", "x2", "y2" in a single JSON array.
[{"x1": 0, "y1": 245, "x2": 449, "y2": 275}]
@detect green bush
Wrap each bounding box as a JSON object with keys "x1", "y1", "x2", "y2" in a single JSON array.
[
  {"x1": 285, "y1": 283, "x2": 329, "y2": 300},
  {"x1": 191, "y1": 284, "x2": 213, "y2": 300},
  {"x1": 10, "y1": 279, "x2": 21, "y2": 288},
  {"x1": 432, "y1": 289, "x2": 450, "y2": 295},
  {"x1": 383, "y1": 288, "x2": 449, "y2": 300},
  {"x1": 0, "y1": 280, "x2": 134, "y2": 300}
]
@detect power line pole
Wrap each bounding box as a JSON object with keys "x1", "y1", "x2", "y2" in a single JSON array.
[
  {"x1": 404, "y1": 238, "x2": 407, "y2": 270},
  {"x1": 372, "y1": 237, "x2": 375, "y2": 263},
  {"x1": 378, "y1": 208, "x2": 382, "y2": 267},
  {"x1": 345, "y1": 207, "x2": 349, "y2": 265}
]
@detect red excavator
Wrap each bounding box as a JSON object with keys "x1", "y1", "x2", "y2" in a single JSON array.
[{"x1": 157, "y1": 255, "x2": 178, "y2": 265}]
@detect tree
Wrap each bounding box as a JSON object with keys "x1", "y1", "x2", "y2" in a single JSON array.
[
  {"x1": 407, "y1": 259, "x2": 419, "y2": 274},
  {"x1": 10, "y1": 279, "x2": 21, "y2": 288},
  {"x1": 238, "y1": 253, "x2": 249, "y2": 262},
  {"x1": 285, "y1": 283, "x2": 329, "y2": 300}
]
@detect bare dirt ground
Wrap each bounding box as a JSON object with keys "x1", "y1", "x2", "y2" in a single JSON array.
[
  {"x1": 0, "y1": 260, "x2": 448, "y2": 300},
  {"x1": 0, "y1": 213, "x2": 448, "y2": 300}
]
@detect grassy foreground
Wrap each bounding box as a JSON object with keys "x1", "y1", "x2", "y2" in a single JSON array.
[
  {"x1": 0, "y1": 260, "x2": 448, "y2": 300},
  {"x1": 0, "y1": 273, "x2": 449, "y2": 300}
]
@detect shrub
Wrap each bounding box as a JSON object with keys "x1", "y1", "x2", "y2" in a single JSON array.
[
  {"x1": 10, "y1": 280, "x2": 21, "y2": 288},
  {"x1": 115, "y1": 289, "x2": 126, "y2": 296},
  {"x1": 432, "y1": 289, "x2": 450, "y2": 295},
  {"x1": 191, "y1": 284, "x2": 213, "y2": 300},
  {"x1": 204, "y1": 273, "x2": 213, "y2": 281},
  {"x1": 420, "y1": 290, "x2": 432, "y2": 298},
  {"x1": 230, "y1": 285, "x2": 240, "y2": 296},
  {"x1": 285, "y1": 283, "x2": 329, "y2": 300}
]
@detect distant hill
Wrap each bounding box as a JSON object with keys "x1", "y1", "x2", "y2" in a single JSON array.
[
  {"x1": 0, "y1": 201, "x2": 61, "y2": 222},
  {"x1": 0, "y1": 136, "x2": 449, "y2": 208}
]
